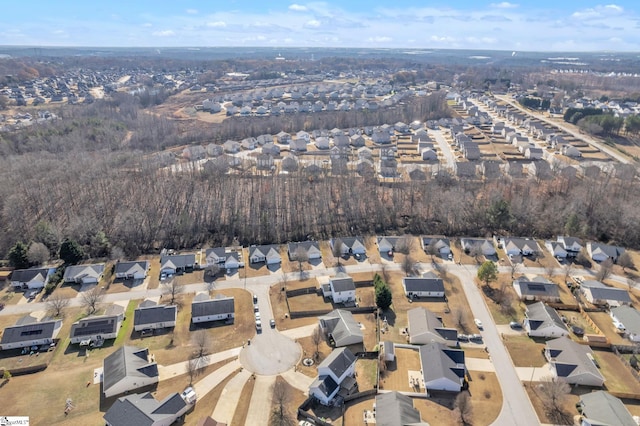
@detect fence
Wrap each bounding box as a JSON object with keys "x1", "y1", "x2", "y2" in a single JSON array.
[
  {"x1": 612, "y1": 346, "x2": 640, "y2": 385},
  {"x1": 0, "y1": 363, "x2": 48, "y2": 376},
  {"x1": 343, "y1": 388, "x2": 377, "y2": 403},
  {"x1": 578, "y1": 306, "x2": 608, "y2": 339},
  {"x1": 354, "y1": 280, "x2": 374, "y2": 288},
  {"x1": 354, "y1": 351, "x2": 379, "y2": 359},
  {"x1": 546, "y1": 302, "x2": 579, "y2": 311},
  {"x1": 289, "y1": 309, "x2": 333, "y2": 319},
  {"x1": 286, "y1": 286, "x2": 321, "y2": 297}
]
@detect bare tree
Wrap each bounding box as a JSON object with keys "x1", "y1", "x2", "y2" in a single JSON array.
[
  {"x1": 454, "y1": 391, "x2": 473, "y2": 425},
  {"x1": 510, "y1": 260, "x2": 521, "y2": 279},
  {"x1": 293, "y1": 246, "x2": 309, "y2": 274},
  {"x1": 311, "y1": 325, "x2": 323, "y2": 360},
  {"x1": 618, "y1": 251, "x2": 635, "y2": 273},
  {"x1": 162, "y1": 278, "x2": 184, "y2": 305},
  {"x1": 537, "y1": 377, "x2": 571, "y2": 423},
  {"x1": 186, "y1": 355, "x2": 203, "y2": 385},
  {"x1": 269, "y1": 380, "x2": 296, "y2": 426},
  {"x1": 562, "y1": 264, "x2": 574, "y2": 284},
  {"x1": 544, "y1": 263, "x2": 556, "y2": 280},
  {"x1": 425, "y1": 240, "x2": 439, "y2": 263},
  {"x1": 453, "y1": 308, "x2": 468, "y2": 333},
  {"x1": 379, "y1": 263, "x2": 391, "y2": 283},
  {"x1": 332, "y1": 238, "x2": 344, "y2": 267},
  {"x1": 401, "y1": 255, "x2": 417, "y2": 277},
  {"x1": 596, "y1": 258, "x2": 614, "y2": 282},
  {"x1": 205, "y1": 262, "x2": 221, "y2": 278},
  {"x1": 45, "y1": 292, "x2": 70, "y2": 317},
  {"x1": 469, "y1": 243, "x2": 484, "y2": 264},
  {"x1": 192, "y1": 330, "x2": 211, "y2": 360},
  {"x1": 27, "y1": 242, "x2": 50, "y2": 266},
  {"x1": 395, "y1": 235, "x2": 415, "y2": 255},
  {"x1": 80, "y1": 286, "x2": 104, "y2": 315}
]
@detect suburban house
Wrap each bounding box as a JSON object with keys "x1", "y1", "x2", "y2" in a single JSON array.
[
  {"x1": 63, "y1": 263, "x2": 105, "y2": 284},
  {"x1": 557, "y1": 236, "x2": 583, "y2": 257},
  {"x1": 545, "y1": 241, "x2": 568, "y2": 259},
  {"x1": 0, "y1": 317, "x2": 63, "y2": 350},
  {"x1": 191, "y1": 293, "x2": 235, "y2": 324},
  {"x1": 10, "y1": 267, "x2": 52, "y2": 290},
  {"x1": 248, "y1": 245, "x2": 281, "y2": 265},
  {"x1": 114, "y1": 260, "x2": 150, "y2": 280},
  {"x1": 70, "y1": 312, "x2": 124, "y2": 344},
  {"x1": 318, "y1": 309, "x2": 364, "y2": 347},
  {"x1": 407, "y1": 307, "x2": 458, "y2": 346},
  {"x1": 204, "y1": 248, "x2": 242, "y2": 270},
  {"x1": 496, "y1": 237, "x2": 540, "y2": 256},
  {"x1": 513, "y1": 276, "x2": 560, "y2": 302},
  {"x1": 376, "y1": 236, "x2": 403, "y2": 255},
  {"x1": 322, "y1": 273, "x2": 356, "y2": 304},
  {"x1": 587, "y1": 242, "x2": 625, "y2": 263},
  {"x1": 102, "y1": 346, "x2": 159, "y2": 398},
  {"x1": 287, "y1": 241, "x2": 322, "y2": 261},
  {"x1": 578, "y1": 391, "x2": 637, "y2": 426},
  {"x1": 523, "y1": 302, "x2": 569, "y2": 338},
  {"x1": 160, "y1": 253, "x2": 197, "y2": 275},
  {"x1": 420, "y1": 236, "x2": 451, "y2": 256},
  {"x1": 545, "y1": 337, "x2": 605, "y2": 387},
  {"x1": 580, "y1": 280, "x2": 631, "y2": 307},
  {"x1": 375, "y1": 392, "x2": 430, "y2": 426},
  {"x1": 133, "y1": 300, "x2": 177, "y2": 332},
  {"x1": 330, "y1": 237, "x2": 366, "y2": 256},
  {"x1": 403, "y1": 272, "x2": 445, "y2": 298},
  {"x1": 460, "y1": 238, "x2": 496, "y2": 257},
  {"x1": 419, "y1": 342, "x2": 466, "y2": 392},
  {"x1": 309, "y1": 347, "x2": 357, "y2": 405},
  {"x1": 103, "y1": 391, "x2": 193, "y2": 426},
  {"x1": 610, "y1": 305, "x2": 640, "y2": 342}
]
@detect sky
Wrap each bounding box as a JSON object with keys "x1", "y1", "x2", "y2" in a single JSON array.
[{"x1": 1, "y1": 1, "x2": 640, "y2": 51}]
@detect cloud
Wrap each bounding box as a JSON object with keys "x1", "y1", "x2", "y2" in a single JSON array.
[
  {"x1": 571, "y1": 4, "x2": 624, "y2": 20},
  {"x1": 289, "y1": 4, "x2": 308, "y2": 11},
  {"x1": 304, "y1": 19, "x2": 321, "y2": 28},
  {"x1": 186, "y1": 9, "x2": 198, "y2": 15},
  {"x1": 367, "y1": 36, "x2": 392, "y2": 43},
  {"x1": 490, "y1": 2, "x2": 518, "y2": 8},
  {"x1": 152, "y1": 30, "x2": 175, "y2": 37},
  {"x1": 206, "y1": 21, "x2": 227, "y2": 28}
]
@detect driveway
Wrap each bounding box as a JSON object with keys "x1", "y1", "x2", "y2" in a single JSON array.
[{"x1": 431, "y1": 129, "x2": 456, "y2": 170}]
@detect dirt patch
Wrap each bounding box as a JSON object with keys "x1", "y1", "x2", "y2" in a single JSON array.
[{"x1": 524, "y1": 382, "x2": 579, "y2": 425}]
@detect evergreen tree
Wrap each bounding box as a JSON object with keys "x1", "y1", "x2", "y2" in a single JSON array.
[
  {"x1": 8, "y1": 242, "x2": 30, "y2": 269},
  {"x1": 59, "y1": 238, "x2": 84, "y2": 265}
]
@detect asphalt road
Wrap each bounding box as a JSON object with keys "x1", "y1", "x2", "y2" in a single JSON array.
[{"x1": 432, "y1": 129, "x2": 457, "y2": 170}]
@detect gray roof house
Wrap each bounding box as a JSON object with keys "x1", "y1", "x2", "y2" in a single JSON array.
[
  {"x1": 63, "y1": 263, "x2": 105, "y2": 284},
  {"x1": 309, "y1": 347, "x2": 357, "y2": 405},
  {"x1": 408, "y1": 307, "x2": 458, "y2": 346},
  {"x1": 513, "y1": 276, "x2": 560, "y2": 302},
  {"x1": 204, "y1": 248, "x2": 241, "y2": 270},
  {"x1": 191, "y1": 293, "x2": 235, "y2": 324},
  {"x1": 103, "y1": 391, "x2": 192, "y2": 426},
  {"x1": 10, "y1": 267, "x2": 52, "y2": 290},
  {"x1": 0, "y1": 318, "x2": 63, "y2": 350},
  {"x1": 610, "y1": 305, "x2": 640, "y2": 343},
  {"x1": 103, "y1": 346, "x2": 159, "y2": 397},
  {"x1": 557, "y1": 236, "x2": 583, "y2": 256},
  {"x1": 497, "y1": 237, "x2": 540, "y2": 256},
  {"x1": 248, "y1": 245, "x2": 281, "y2": 265},
  {"x1": 581, "y1": 280, "x2": 631, "y2": 307},
  {"x1": 326, "y1": 273, "x2": 356, "y2": 304},
  {"x1": 419, "y1": 342, "x2": 466, "y2": 392},
  {"x1": 115, "y1": 260, "x2": 150, "y2": 280},
  {"x1": 402, "y1": 274, "x2": 445, "y2": 298},
  {"x1": 460, "y1": 238, "x2": 496, "y2": 257},
  {"x1": 587, "y1": 242, "x2": 625, "y2": 263},
  {"x1": 160, "y1": 253, "x2": 196, "y2": 274},
  {"x1": 318, "y1": 309, "x2": 363, "y2": 347},
  {"x1": 420, "y1": 236, "x2": 451, "y2": 255},
  {"x1": 70, "y1": 312, "x2": 124, "y2": 344},
  {"x1": 375, "y1": 392, "x2": 430, "y2": 426},
  {"x1": 330, "y1": 237, "x2": 366, "y2": 256},
  {"x1": 287, "y1": 241, "x2": 322, "y2": 260},
  {"x1": 376, "y1": 236, "x2": 403, "y2": 254},
  {"x1": 545, "y1": 337, "x2": 605, "y2": 387},
  {"x1": 524, "y1": 302, "x2": 569, "y2": 338},
  {"x1": 579, "y1": 390, "x2": 637, "y2": 426},
  {"x1": 133, "y1": 301, "x2": 177, "y2": 332}
]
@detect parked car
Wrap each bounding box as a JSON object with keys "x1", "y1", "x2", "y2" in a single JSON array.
[
  {"x1": 270, "y1": 319, "x2": 276, "y2": 328},
  {"x1": 255, "y1": 319, "x2": 262, "y2": 331},
  {"x1": 253, "y1": 294, "x2": 258, "y2": 303},
  {"x1": 255, "y1": 312, "x2": 261, "y2": 321},
  {"x1": 571, "y1": 325, "x2": 585, "y2": 336},
  {"x1": 509, "y1": 321, "x2": 522, "y2": 330},
  {"x1": 254, "y1": 304, "x2": 259, "y2": 312},
  {"x1": 474, "y1": 318, "x2": 483, "y2": 329},
  {"x1": 458, "y1": 334, "x2": 469, "y2": 342}
]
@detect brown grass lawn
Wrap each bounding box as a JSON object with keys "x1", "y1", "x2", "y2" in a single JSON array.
[
  {"x1": 557, "y1": 310, "x2": 598, "y2": 336},
  {"x1": 319, "y1": 241, "x2": 358, "y2": 268},
  {"x1": 283, "y1": 277, "x2": 318, "y2": 291},
  {"x1": 379, "y1": 347, "x2": 422, "y2": 392},
  {"x1": 343, "y1": 396, "x2": 375, "y2": 426},
  {"x1": 271, "y1": 376, "x2": 307, "y2": 426},
  {"x1": 145, "y1": 255, "x2": 161, "y2": 290},
  {"x1": 53, "y1": 281, "x2": 82, "y2": 299},
  {"x1": 365, "y1": 236, "x2": 382, "y2": 264},
  {"x1": 269, "y1": 284, "x2": 322, "y2": 330},
  {"x1": 503, "y1": 335, "x2": 547, "y2": 367},
  {"x1": 587, "y1": 311, "x2": 628, "y2": 345},
  {"x1": 593, "y1": 348, "x2": 640, "y2": 395},
  {"x1": 174, "y1": 270, "x2": 205, "y2": 286},
  {"x1": 356, "y1": 358, "x2": 378, "y2": 390},
  {"x1": 0, "y1": 284, "x2": 24, "y2": 306},
  {"x1": 524, "y1": 382, "x2": 579, "y2": 425},
  {"x1": 295, "y1": 334, "x2": 333, "y2": 378},
  {"x1": 625, "y1": 399, "x2": 640, "y2": 417},
  {"x1": 480, "y1": 273, "x2": 526, "y2": 324},
  {"x1": 287, "y1": 293, "x2": 332, "y2": 313}
]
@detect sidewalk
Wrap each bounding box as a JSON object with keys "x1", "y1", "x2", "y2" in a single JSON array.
[
  {"x1": 280, "y1": 369, "x2": 314, "y2": 394},
  {"x1": 211, "y1": 368, "x2": 252, "y2": 423},
  {"x1": 158, "y1": 346, "x2": 241, "y2": 381},
  {"x1": 244, "y1": 375, "x2": 276, "y2": 426}
]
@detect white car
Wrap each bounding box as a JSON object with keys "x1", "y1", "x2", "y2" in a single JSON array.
[
  {"x1": 255, "y1": 312, "x2": 261, "y2": 321},
  {"x1": 474, "y1": 318, "x2": 483, "y2": 329}
]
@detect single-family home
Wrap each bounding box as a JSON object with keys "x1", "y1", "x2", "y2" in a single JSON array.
[
  {"x1": 350, "y1": 134, "x2": 365, "y2": 147},
  {"x1": 318, "y1": 309, "x2": 364, "y2": 347},
  {"x1": 375, "y1": 392, "x2": 430, "y2": 426},
  {"x1": 460, "y1": 238, "x2": 496, "y2": 257},
  {"x1": 578, "y1": 391, "x2": 637, "y2": 426},
  {"x1": 545, "y1": 337, "x2": 605, "y2": 387},
  {"x1": 419, "y1": 342, "x2": 466, "y2": 392},
  {"x1": 287, "y1": 241, "x2": 322, "y2": 260},
  {"x1": 562, "y1": 145, "x2": 582, "y2": 158},
  {"x1": 323, "y1": 273, "x2": 356, "y2": 304},
  {"x1": 513, "y1": 276, "x2": 560, "y2": 302},
  {"x1": 191, "y1": 293, "x2": 235, "y2": 324},
  {"x1": 330, "y1": 237, "x2": 366, "y2": 256},
  {"x1": 262, "y1": 142, "x2": 280, "y2": 156},
  {"x1": 524, "y1": 147, "x2": 543, "y2": 160},
  {"x1": 10, "y1": 267, "x2": 52, "y2": 290},
  {"x1": 102, "y1": 346, "x2": 159, "y2": 398},
  {"x1": 408, "y1": 307, "x2": 458, "y2": 346},
  {"x1": 248, "y1": 245, "x2": 281, "y2": 265},
  {"x1": 545, "y1": 241, "x2": 568, "y2": 259},
  {"x1": 309, "y1": 347, "x2": 357, "y2": 405},
  {"x1": 183, "y1": 145, "x2": 206, "y2": 161},
  {"x1": 133, "y1": 300, "x2": 177, "y2": 331},
  {"x1": 421, "y1": 149, "x2": 437, "y2": 161},
  {"x1": 114, "y1": 260, "x2": 150, "y2": 280},
  {"x1": 587, "y1": 242, "x2": 624, "y2": 263},
  {"x1": 610, "y1": 305, "x2": 640, "y2": 342},
  {"x1": 103, "y1": 391, "x2": 193, "y2": 426},
  {"x1": 275, "y1": 131, "x2": 291, "y2": 144},
  {"x1": 204, "y1": 248, "x2": 241, "y2": 270},
  {"x1": 0, "y1": 317, "x2": 63, "y2": 350},
  {"x1": 523, "y1": 302, "x2": 569, "y2": 338},
  {"x1": 372, "y1": 129, "x2": 392, "y2": 144},
  {"x1": 557, "y1": 236, "x2": 583, "y2": 257},
  {"x1": 314, "y1": 136, "x2": 330, "y2": 150},
  {"x1": 376, "y1": 236, "x2": 404, "y2": 255},
  {"x1": 497, "y1": 237, "x2": 540, "y2": 257},
  {"x1": 421, "y1": 236, "x2": 451, "y2": 256},
  {"x1": 581, "y1": 280, "x2": 631, "y2": 307},
  {"x1": 160, "y1": 254, "x2": 196, "y2": 275},
  {"x1": 63, "y1": 263, "x2": 105, "y2": 284},
  {"x1": 403, "y1": 273, "x2": 445, "y2": 298},
  {"x1": 222, "y1": 140, "x2": 241, "y2": 153},
  {"x1": 70, "y1": 312, "x2": 124, "y2": 344}
]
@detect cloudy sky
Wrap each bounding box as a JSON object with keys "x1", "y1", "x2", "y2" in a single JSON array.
[{"x1": 1, "y1": 1, "x2": 639, "y2": 51}]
